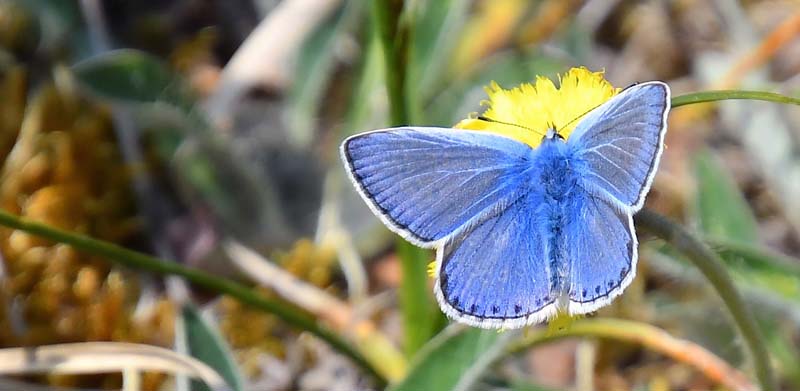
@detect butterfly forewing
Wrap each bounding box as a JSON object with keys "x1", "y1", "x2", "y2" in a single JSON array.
[
  {"x1": 341, "y1": 127, "x2": 533, "y2": 247},
  {"x1": 568, "y1": 82, "x2": 670, "y2": 211}
]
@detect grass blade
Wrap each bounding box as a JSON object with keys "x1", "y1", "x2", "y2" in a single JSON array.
[
  {"x1": 672, "y1": 90, "x2": 800, "y2": 108},
  {"x1": 509, "y1": 318, "x2": 756, "y2": 391}
]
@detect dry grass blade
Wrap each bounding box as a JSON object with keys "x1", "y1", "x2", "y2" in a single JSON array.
[
  {"x1": 0, "y1": 342, "x2": 230, "y2": 391},
  {"x1": 224, "y1": 239, "x2": 352, "y2": 327},
  {"x1": 223, "y1": 239, "x2": 408, "y2": 381},
  {"x1": 510, "y1": 318, "x2": 758, "y2": 391}
]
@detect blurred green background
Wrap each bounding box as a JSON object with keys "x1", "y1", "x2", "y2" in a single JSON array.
[{"x1": 0, "y1": 0, "x2": 799, "y2": 390}]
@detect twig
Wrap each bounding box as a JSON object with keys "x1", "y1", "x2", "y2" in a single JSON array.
[
  {"x1": 0, "y1": 209, "x2": 387, "y2": 387},
  {"x1": 509, "y1": 318, "x2": 758, "y2": 391},
  {"x1": 635, "y1": 209, "x2": 775, "y2": 391},
  {"x1": 715, "y1": 12, "x2": 800, "y2": 89}
]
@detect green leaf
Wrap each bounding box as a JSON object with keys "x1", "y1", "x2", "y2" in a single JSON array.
[
  {"x1": 183, "y1": 304, "x2": 245, "y2": 391},
  {"x1": 672, "y1": 90, "x2": 800, "y2": 108},
  {"x1": 396, "y1": 240, "x2": 443, "y2": 357},
  {"x1": 389, "y1": 326, "x2": 517, "y2": 391},
  {"x1": 73, "y1": 49, "x2": 189, "y2": 106},
  {"x1": 693, "y1": 149, "x2": 758, "y2": 243}
]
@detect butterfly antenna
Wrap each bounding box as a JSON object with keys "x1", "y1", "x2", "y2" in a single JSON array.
[
  {"x1": 555, "y1": 101, "x2": 606, "y2": 135},
  {"x1": 477, "y1": 116, "x2": 545, "y2": 136}
]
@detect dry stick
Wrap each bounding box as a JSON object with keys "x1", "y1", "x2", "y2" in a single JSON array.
[
  {"x1": 509, "y1": 318, "x2": 757, "y2": 391},
  {"x1": 635, "y1": 209, "x2": 775, "y2": 391},
  {"x1": 0, "y1": 209, "x2": 387, "y2": 387},
  {"x1": 670, "y1": 12, "x2": 800, "y2": 132}
]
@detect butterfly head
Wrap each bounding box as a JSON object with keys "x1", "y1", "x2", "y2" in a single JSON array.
[{"x1": 544, "y1": 124, "x2": 565, "y2": 143}]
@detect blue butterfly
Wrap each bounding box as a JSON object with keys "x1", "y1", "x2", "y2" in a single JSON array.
[{"x1": 341, "y1": 82, "x2": 670, "y2": 329}]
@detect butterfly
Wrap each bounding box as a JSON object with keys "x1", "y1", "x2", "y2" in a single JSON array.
[{"x1": 340, "y1": 82, "x2": 670, "y2": 329}]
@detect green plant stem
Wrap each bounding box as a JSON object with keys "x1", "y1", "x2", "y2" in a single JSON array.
[
  {"x1": 635, "y1": 209, "x2": 775, "y2": 391},
  {"x1": 672, "y1": 90, "x2": 800, "y2": 108},
  {"x1": 372, "y1": 0, "x2": 438, "y2": 357},
  {"x1": 0, "y1": 210, "x2": 387, "y2": 387},
  {"x1": 509, "y1": 318, "x2": 757, "y2": 391},
  {"x1": 396, "y1": 240, "x2": 436, "y2": 356},
  {"x1": 371, "y1": 0, "x2": 411, "y2": 125}
]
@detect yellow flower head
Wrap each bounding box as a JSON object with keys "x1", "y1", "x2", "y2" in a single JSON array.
[{"x1": 455, "y1": 67, "x2": 620, "y2": 148}]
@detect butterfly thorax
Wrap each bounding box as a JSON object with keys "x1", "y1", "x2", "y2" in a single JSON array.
[{"x1": 535, "y1": 137, "x2": 579, "y2": 200}]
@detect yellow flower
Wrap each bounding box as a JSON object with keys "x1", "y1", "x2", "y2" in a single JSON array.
[{"x1": 455, "y1": 67, "x2": 620, "y2": 148}]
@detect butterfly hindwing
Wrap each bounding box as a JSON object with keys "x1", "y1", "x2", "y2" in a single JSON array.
[
  {"x1": 568, "y1": 82, "x2": 670, "y2": 211},
  {"x1": 565, "y1": 190, "x2": 636, "y2": 313},
  {"x1": 435, "y1": 190, "x2": 556, "y2": 328},
  {"x1": 342, "y1": 127, "x2": 533, "y2": 247}
]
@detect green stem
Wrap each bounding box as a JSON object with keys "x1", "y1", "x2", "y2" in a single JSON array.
[
  {"x1": 372, "y1": 0, "x2": 438, "y2": 357},
  {"x1": 396, "y1": 240, "x2": 437, "y2": 356},
  {"x1": 371, "y1": 0, "x2": 411, "y2": 125},
  {"x1": 635, "y1": 209, "x2": 775, "y2": 391},
  {"x1": 0, "y1": 210, "x2": 387, "y2": 387},
  {"x1": 672, "y1": 90, "x2": 800, "y2": 108}
]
